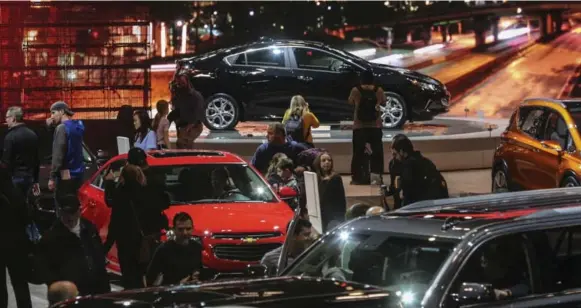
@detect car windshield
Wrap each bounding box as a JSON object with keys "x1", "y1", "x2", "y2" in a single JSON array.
[
  {"x1": 568, "y1": 109, "x2": 581, "y2": 131},
  {"x1": 284, "y1": 230, "x2": 456, "y2": 303},
  {"x1": 152, "y1": 163, "x2": 277, "y2": 204}
]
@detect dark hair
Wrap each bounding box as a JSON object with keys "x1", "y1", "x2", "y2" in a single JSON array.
[
  {"x1": 267, "y1": 153, "x2": 288, "y2": 176},
  {"x1": 286, "y1": 218, "x2": 312, "y2": 236},
  {"x1": 276, "y1": 157, "x2": 294, "y2": 172},
  {"x1": 173, "y1": 212, "x2": 193, "y2": 227},
  {"x1": 391, "y1": 133, "x2": 414, "y2": 154},
  {"x1": 128, "y1": 147, "x2": 148, "y2": 167},
  {"x1": 153, "y1": 100, "x2": 170, "y2": 132},
  {"x1": 268, "y1": 123, "x2": 286, "y2": 137},
  {"x1": 360, "y1": 70, "x2": 374, "y2": 85},
  {"x1": 57, "y1": 194, "x2": 81, "y2": 213},
  {"x1": 313, "y1": 152, "x2": 335, "y2": 178},
  {"x1": 134, "y1": 110, "x2": 152, "y2": 142}
]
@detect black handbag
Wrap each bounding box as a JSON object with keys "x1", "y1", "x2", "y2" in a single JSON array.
[{"x1": 130, "y1": 202, "x2": 160, "y2": 266}]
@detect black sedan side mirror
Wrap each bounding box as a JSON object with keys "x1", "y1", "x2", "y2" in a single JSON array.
[
  {"x1": 450, "y1": 282, "x2": 494, "y2": 305},
  {"x1": 96, "y1": 149, "x2": 110, "y2": 166},
  {"x1": 245, "y1": 264, "x2": 268, "y2": 278}
]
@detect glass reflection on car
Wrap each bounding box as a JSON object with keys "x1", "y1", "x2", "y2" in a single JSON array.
[
  {"x1": 152, "y1": 164, "x2": 276, "y2": 204},
  {"x1": 285, "y1": 230, "x2": 455, "y2": 304}
]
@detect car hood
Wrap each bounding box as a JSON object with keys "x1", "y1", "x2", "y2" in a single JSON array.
[
  {"x1": 369, "y1": 62, "x2": 444, "y2": 87},
  {"x1": 164, "y1": 202, "x2": 293, "y2": 235}
]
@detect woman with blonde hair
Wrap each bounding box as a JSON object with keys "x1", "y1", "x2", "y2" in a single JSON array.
[{"x1": 282, "y1": 95, "x2": 320, "y2": 148}]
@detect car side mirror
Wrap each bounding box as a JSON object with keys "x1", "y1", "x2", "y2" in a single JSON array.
[
  {"x1": 245, "y1": 264, "x2": 268, "y2": 278},
  {"x1": 338, "y1": 64, "x2": 355, "y2": 73},
  {"x1": 278, "y1": 186, "x2": 298, "y2": 199},
  {"x1": 450, "y1": 282, "x2": 494, "y2": 305},
  {"x1": 541, "y1": 140, "x2": 563, "y2": 152},
  {"x1": 96, "y1": 149, "x2": 110, "y2": 166}
]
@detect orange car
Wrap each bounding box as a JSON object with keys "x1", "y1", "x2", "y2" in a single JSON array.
[{"x1": 492, "y1": 98, "x2": 581, "y2": 192}]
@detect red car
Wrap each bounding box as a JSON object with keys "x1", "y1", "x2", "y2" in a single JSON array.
[{"x1": 78, "y1": 150, "x2": 294, "y2": 275}]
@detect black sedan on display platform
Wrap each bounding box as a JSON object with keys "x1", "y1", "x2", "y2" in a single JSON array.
[{"x1": 176, "y1": 38, "x2": 450, "y2": 130}]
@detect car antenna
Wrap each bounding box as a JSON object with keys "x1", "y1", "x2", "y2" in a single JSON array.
[{"x1": 441, "y1": 217, "x2": 464, "y2": 231}]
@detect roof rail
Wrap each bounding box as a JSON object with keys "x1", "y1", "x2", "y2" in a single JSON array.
[
  {"x1": 522, "y1": 97, "x2": 567, "y2": 108},
  {"x1": 395, "y1": 187, "x2": 581, "y2": 215},
  {"x1": 517, "y1": 206, "x2": 581, "y2": 220}
]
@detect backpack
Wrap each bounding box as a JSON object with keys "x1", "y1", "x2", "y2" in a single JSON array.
[
  {"x1": 296, "y1": 147, "x2": 327, "y2": 169},
  {"x1": 285, "y1": 114, "x2": 305, "y2": 143},
  {"x1": 417, "y1": 156, "x2": 449, "y2": 200},
  {"x1": 357, "y1": 85, "x2": 378, "y2": 122}
]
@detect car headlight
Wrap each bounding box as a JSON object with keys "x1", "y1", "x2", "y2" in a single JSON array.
[{"x1": 408, "y1": 78, "x2": 437, "y2": 91}]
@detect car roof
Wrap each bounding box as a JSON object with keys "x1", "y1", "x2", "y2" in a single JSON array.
[
  {"x1": 341, "y1": 188, "x2": 581, "y2": 240},
  {"x1": 55, "y1": 276, "x2": 392, "y2": 307},
  {"x1": 111, "y1": 150, "x2": 247, "y2": 166},
  {"x1": 521, "y1": 97, "x2": 581, "y2": 110}
]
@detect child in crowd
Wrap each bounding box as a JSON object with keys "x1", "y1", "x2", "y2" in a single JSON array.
[
  {"x1": 276, "y1": 158, "x2": 300, "y2": 194},
  {"x1": 266, "y1": 153, "x2": 288, "y2": 186}
]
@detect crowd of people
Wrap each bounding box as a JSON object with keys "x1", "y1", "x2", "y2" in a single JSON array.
[{"x1": 0, "y1": 69, "x2": 451, "y2": 308}]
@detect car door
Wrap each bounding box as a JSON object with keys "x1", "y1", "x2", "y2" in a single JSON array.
[
  {"x1": 224, "y1": 46, "x2": 294, "y2": 120},
  {"x1": 288, "y1": 46, "x2": 359, "y2": 122},
  {"x1": 535, "y1": 110, "x2": 572, "y2": 188},
  {"x1": 510, "y1": 107, "x2": 549, "y2": 190}
]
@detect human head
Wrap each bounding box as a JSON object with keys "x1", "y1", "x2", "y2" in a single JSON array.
[
  {"x1": 127, "y1": 147, "x2": 148, "y2": 167},
  {"x1": 276, "y1": 157, "x2": 295, "y2": 181},
  {"x1": 120, "y1": 164, "x2": 147, "y2": 187},
  {"x1": 360, "y1": 70, "x2": 374, "y2": 85},
  {"x1": 50, "y1": 101, "x2": 74, "y2": 124},
  {"x1": 5, "y1": 106, "x2": 24, "y2": 128},
  {"x1": 267, "y1": 152, "x2": 288, "y2": 175},
  {"x1": 58, "y1": 195, "x2": 81, "y2": 230},
  {"x1": 346, "y1": 203, "x2": 372, "y2": 220},
  {"x1": 173, "y1": 212, "x2": 193, "y2": 244},
  {"x1": 133, "y1": 110, "x2": 151, "y2": 132},
  {"x1": 289, "y1": 95, "x2": 307, "y2": 116},
  {"x1": 211, "y1": 167, "x2": 230, "y2": 192},
  {"x1": 314, "y1": 152, "x2": 334, "y2": 177},
  {"x1": 47, "y1": 281, "x2": 78, "y2": 306},
  {"x1": 267, "y1": 123, "x2": 286, "y2": 145},
  {"x1": 156, "y1": 100, "x2": 170, "y2": 116},
  {"x1": 288, "y1": 218, "x2": 312, "y2": 242},
  {"x1": 391, "y1": 134, "x2": 414, "y2": 161},
  {"x1": 366, "y1": 206, "x2": 385, "y2": 216},
  {"x1": 175, "y1": 74, "x2": 190, "y2": 89}
]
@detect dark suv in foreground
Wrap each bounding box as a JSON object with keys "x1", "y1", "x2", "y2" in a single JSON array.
[{"x1": 176, "y1": 38, "x2": 449, "y2": 130}]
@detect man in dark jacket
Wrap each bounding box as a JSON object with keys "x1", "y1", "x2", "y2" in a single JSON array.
[
  {"x1": 2, "y1": 106, "x2": 40, "y2": 199},
  {"x1": 391, "y1": 134, "x2": 448, "y2": 205},
  {"x1": 46, "y1": 102, "x2": 85, "y2": 206},
  {"x1": 169, "y1": 74, "x2": 205, "y2": 149},
  {"x1": 35, "y1": 195, "x2": 110, "y2": 296},
  {"x1": 251, "y1": 123, "x2": 308, "y2": 174}
]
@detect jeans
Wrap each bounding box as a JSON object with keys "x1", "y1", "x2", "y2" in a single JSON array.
[
  {"x1": 12, "y1": 176, "x2": 33, "y2": 199},
  {"x1": 351, "y1": 127, "x2": 384, "y2": 180}
]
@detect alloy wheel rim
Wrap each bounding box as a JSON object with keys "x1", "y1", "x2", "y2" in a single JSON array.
[
  {"x1": 565, "y1": 181, "x2": 578, "y2": 187},
  {"x1": 493, "y1": 170, "x2": 507, "y2": 192},
  {"x1": 206, "y1": 98, "x2": 236, "y2": 129},
  {"x1": 380, "y1": 95, "x2": 404, "y2": 128}
]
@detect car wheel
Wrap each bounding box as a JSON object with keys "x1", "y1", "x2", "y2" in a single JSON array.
[
  {"x1": 204, "y1": 94, "x2": 240, "y2": 130},
  {"x1": 380, "y1": 92, "x2": 407, "y2": 129},
  {"x1": 561, "y1": 175, "x2": 580, "y2": 188},
  {"x1": 492, "y1": 167, "x2": 510, "y2": 193}
]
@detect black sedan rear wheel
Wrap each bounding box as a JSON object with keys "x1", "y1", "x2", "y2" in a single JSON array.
[
  {"x1": 380, "y1": 92, "x2": 407, "y2": 129},
  {"x1": 204, "y1": 94, "x2": 240, "y2": 130}
]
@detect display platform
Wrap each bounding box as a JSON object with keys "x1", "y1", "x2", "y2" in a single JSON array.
[{"x1": 169, "y1": 116, "x2": 508, "y2": 174}]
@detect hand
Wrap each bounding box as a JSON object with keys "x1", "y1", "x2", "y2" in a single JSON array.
[
  {"x1": 191, "y1": 272, "x2": 200, "y2": 283},
  {"x1": 45, "y1": 117, "x2": 53, "y2": 126},
  {"x1": 494, "y1": 289, "x2": 510, "y2": 300},
  {"x1": 48, "y1": 179, "x2": 55, "y2": 191},
  {"x1": 104, "y1": 169, "x2": 115, "y2": 181},
  {"x1": 179, "y1": 275, "x2": 191, "y2": 284},
  {"x1": 32, "y1": 183, "x2": 40, "y2": 196}
]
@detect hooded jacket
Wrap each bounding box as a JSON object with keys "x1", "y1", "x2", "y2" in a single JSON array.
[{"x1": 51, "y1": 120, "x2": 85, "y2": 180}]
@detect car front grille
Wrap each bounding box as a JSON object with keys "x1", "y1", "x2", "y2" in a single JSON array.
[
  {"x1": 212, "y1": 232, "x2": 282, "y2": 240},
  {"x1": 213, "y1": 243, "x2": 282, "y2": 261}
]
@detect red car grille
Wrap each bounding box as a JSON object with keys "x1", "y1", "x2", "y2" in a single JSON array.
[
  {"x1": 213, "y1": 243, "x2": 281, "y2": 261},
  {"x1": 212, "y1": 232, "x2": 282, "y2": 240}
]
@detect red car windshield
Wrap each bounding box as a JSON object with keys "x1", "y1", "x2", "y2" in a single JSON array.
[{"x1": 151, "y1": 164, "x2": 277, "y2": 204}]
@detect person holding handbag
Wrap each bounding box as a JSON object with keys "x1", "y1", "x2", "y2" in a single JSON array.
[{"x1": 104, "y1": 148, "x2": 167, "y2": 290}]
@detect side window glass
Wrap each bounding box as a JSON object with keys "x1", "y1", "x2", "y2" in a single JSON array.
[
  {"x1": 448, "y1": 235, "x2": 532, "y2": 306},
  {"x1": 519, "y1": 108, "x2": 546, "y2": 139},
  {"x1": 292, "y1": 47, "x2": 346, "y2": 72},
  {"x1": 245, "y1": 47, "x2": 285, "y2": 67},
  {"x1": 542, "y1": 112, "x2": 571, "y2": 150},
  {"x1": 224, "y1": 54, "x2": 241, "y2": 65},
  {"x1": 92, "y1": 159, "x2": 126, "y2": 188}
]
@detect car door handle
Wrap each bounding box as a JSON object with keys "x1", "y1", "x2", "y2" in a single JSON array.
[{"x1": 297, "y1": 76, "x2": 313, "y2": 82}]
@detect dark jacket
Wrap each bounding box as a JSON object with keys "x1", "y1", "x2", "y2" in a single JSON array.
[
  {"x1": 51, "y1": 120, "x2": 85, "y2": 180},
  {"x1": 319, "y1": 174, "x2": 347, "y2": 232},
  {"x1": 170, "y1": 88, "x2": 205, "y2": 127},
  {"x1": 35, "y1": 218, "x2": 110, "y2": 295},
  {"x1": 1, "y1": 124, "x2": 40, "y2": 182},
  {"x1": 400, "y1": 151, "x2": 448, "y2": 206},
  {"x1": 387, "y1": 158, "x2": 403, "y2": 209},
  {"x1": 251, "y1": 142, "x2": 308, "y2": 175}
]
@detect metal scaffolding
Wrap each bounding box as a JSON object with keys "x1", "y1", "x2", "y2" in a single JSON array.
[{"x1": 0, "y1": 2, "x2": 151, "y2": 120}]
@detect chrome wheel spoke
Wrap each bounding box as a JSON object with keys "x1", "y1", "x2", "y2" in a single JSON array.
[
  {"x1": 381, "y1": 94, "x2": 404, "y2": 128},
  {"x1": 205, "y1": 98, "x2": 236, "y2": 129}
]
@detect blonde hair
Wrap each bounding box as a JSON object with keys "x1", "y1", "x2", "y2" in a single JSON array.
[{"x1": 289, "y1": 95, "x2": 307, "y2": 117}]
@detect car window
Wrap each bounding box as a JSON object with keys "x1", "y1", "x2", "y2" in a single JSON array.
[
  {"x1": 519, "y1": 107, "x2": 546, "y2": 139},
  {"x1": 155, "y1": 163, "x2": 276, "y2": 203},
  {"x1": 91, "y1": 159, "x2": 126, "y2": 188},
  {"x1": 82, "y1": 145, "x2": 93, "y2": 163},
  {"x1": 447, "y1": 234, "x2": 532, "y2": 306},
  {"x1": 238, "y1": 47, "x2": 285, "y2": 67},
  {"x1": 541, "y1": 111, "x2": 573, "y2": 150},
  {"x1": 292, "y1": 47, "x2": 346, "y2": 72}
]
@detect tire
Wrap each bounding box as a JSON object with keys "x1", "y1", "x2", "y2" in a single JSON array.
[
  {"x1": 380, "y1": 91, "x2": 407, "y2": 129},
  {"x1": 203, "y1": 94, "x2": 240, "y2": 130},
  {"x1": 491, "y1": 166, "x2": 510, "y2": 193},
  {"x1": 561, "y1": 175, "x2": 580, "y2": 188}
]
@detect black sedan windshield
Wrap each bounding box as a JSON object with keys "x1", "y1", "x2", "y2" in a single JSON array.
[
  {"x1": 151, "y1": 164, "x2": 277, "y2": 204},
  {"x1": 284, "y1": 230, "x2": 456, "y2": 303}
]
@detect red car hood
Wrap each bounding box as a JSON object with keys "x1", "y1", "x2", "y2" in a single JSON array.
[{"x1": 164, "y1": 202, "x2": 293, "y2": 235}]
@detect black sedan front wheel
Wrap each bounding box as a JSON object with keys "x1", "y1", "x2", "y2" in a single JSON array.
[
  {"x1": 204, "y1": 94, "x2": 240, "y2": 130},
  {"x1": 380, "y1": 92, "x2": 407, "y2": 129}
]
